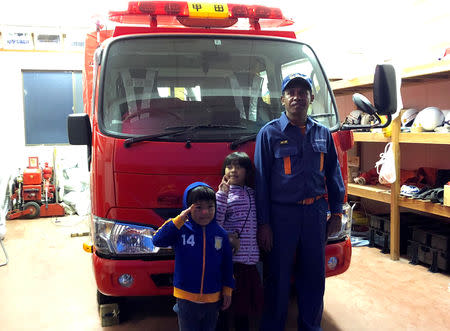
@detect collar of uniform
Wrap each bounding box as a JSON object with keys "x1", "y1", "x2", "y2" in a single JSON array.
[{"x1": 280, "y1": 112, "x2": 315, "y2": 132}]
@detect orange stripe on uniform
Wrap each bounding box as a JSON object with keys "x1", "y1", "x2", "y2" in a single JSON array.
[
  {"x1": 283, "y1": 156, "x2": 291, "y2": 175},
  {"x1": 319, "y1": 152, "x2": 324, "y2": 172}
]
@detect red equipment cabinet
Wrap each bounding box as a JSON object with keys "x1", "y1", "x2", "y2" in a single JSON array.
[
  {"x1": 68, "y1": 0, "x2": 398, "y2": 325},
  {"x1": 22, "y1": 168, "x2": 42, "y2": 185}
]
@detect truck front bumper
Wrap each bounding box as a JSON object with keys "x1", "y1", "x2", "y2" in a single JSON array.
[
  {"x1": 325, "y1": 236, "x2": 352, "y2": 277},
  {"x1": 93, "y1": 253, "x2": 175, "y2": 297},
  {"x1": 93, "y1": 236, "x2": 351, "y2": 297}
]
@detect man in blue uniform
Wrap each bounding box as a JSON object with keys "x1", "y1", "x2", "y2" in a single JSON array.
[{"x1": 254, "y1": 73, "x2": 345, "y2": 331}]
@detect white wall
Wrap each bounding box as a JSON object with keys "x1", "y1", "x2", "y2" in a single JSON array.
[{"x1": 0, "y1": 50, "x2": 86, "y2": 187}]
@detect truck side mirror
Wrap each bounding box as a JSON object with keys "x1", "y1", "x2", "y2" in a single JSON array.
[
  {"x1": 68, "y1": 113, "x2": 91, "y2": 145},
  {"x1": 374, "y1": 64, "x2": 397, "y2": 115},
  {"x1": 341, "y1": 64, "x2": 398, "y2": 130},
  {"x1": 68, "y1": 113, "x2": 92, "y2": 170},
  {"x1": 352, "y1": 93, "x2": 377, "y2": 115}
]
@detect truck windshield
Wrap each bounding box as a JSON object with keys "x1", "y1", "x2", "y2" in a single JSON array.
[{"x1": 100, "y1": 35, "x2": 338, "y2": 141}]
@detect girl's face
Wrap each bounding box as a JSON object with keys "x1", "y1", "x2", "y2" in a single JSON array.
[{"x1": 224, "y1": 161, "x2": 247, "y2": 186}]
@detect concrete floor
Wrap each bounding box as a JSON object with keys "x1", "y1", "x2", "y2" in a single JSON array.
[{"x1": 1, "y1": 215, "x2": 449, "y2": 331}]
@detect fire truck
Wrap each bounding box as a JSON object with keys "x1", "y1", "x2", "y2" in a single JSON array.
[{"x1": 68, "y1": 0, "x2": 397, "y2": 324}]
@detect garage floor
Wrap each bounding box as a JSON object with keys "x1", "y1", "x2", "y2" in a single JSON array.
[{"x1": 1, "y1": 216, "x2": 449, "y2": 331}]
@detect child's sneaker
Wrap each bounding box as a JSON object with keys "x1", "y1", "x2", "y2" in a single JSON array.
[{"x1": 400, "y1": 185, "x2": 420, "y2": 197}]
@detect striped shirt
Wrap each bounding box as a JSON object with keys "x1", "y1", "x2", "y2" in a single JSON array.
[{"x1": 216, "y1": 185, "x2": 260, "y2": 265}]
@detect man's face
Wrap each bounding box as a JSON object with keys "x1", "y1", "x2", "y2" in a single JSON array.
[
  {"x1": 281, "y1": 83, "x2": 314, "y2": 121},
  {"x1": 190, "y1": 200, "x2": 215, "y2": 226}
]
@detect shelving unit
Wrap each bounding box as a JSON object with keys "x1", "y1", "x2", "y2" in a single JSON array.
[
  {"x1": 353, "y1": 131, "x2": 450, "y2": 145},
  {"x1": 332, "y1": 60, "x2": 450, "y2": 261}
]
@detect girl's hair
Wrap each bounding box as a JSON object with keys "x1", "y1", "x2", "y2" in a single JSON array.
[
  {"x1": 187, "y1": 185, "x2": 216, "y2": 206},
  {"x1": 221, "y1": 152, "x2": 254, "y2": 187}
]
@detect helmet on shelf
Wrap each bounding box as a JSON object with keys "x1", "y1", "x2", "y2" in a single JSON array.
[
  {"x1": 444, "y1": 111, "x2": 450, "y2": 127},
  {"x1": 344, "y1": 110, "x2": 363, "y2": 125},
  {"x1": 401, "y1": 108, "x2": 419, "y2": 127},
  {"x1": 411, "y1": 107, "x2": 444, "y2": 131}
]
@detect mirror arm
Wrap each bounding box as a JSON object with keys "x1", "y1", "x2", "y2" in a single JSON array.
[
  {"x1": 377, "y1": 114, "x2": 392, "y2": 128},
  {"x1": 340, "y1": 114, "x2": 392, "y2": 131}
]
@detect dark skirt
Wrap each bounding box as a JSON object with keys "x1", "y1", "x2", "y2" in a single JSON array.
[{"x1": 231, "y1": 263, "x2": 264, "y2": 316}]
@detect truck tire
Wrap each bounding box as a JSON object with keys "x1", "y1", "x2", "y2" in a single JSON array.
[
  {"x1": 97, "y1": 290, "x2": 121, "y2": 305},
  {"x1": 97, "y1": 290, "x2": 122, "y2": 326},
  {"x1": 23, "y1": 202, "x2": 40, "y2": 219}
]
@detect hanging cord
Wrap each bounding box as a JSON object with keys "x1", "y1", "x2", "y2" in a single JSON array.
[
  {"x1": 0, "y1": 239, "x2": 8, "y2": 267},
  {"x1": 236, "y1": 188, "x2": 252, "y2": 239}
]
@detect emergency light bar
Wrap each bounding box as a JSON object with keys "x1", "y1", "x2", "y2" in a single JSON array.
[{"x1": 109, "y1": 1, "x2": 294, "y2": 30}]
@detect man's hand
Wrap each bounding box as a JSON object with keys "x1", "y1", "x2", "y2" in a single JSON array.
[
  {"x1": 179, "y1": 204, "x2": 194, "y2": 222},
  {"x1": 326, "y1": 214, "x2": 342, "y2": 239},
  {"x1": 257, "y1": 223, "x2": 273, "y2": 252},
  {"x1": 221, "y1": 294, "x2": 232, "y2": 310},
  {"x1": 218, "y1": 175, "x2": 230, "y2": 193}
]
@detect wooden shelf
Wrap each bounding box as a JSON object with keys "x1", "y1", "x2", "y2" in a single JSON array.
[
  {"x1": 352, "y1": 132, "x2": 450, "y2": 145},
  {"x1": 348, "y1": 183, "x2": 391, "y2": 203},
  {"x1": 398, "y1": 196, "x2": 450, "y2": 219},
  {"x1": 348, "y1": 183, "x2": 450, "y2": 218},
  {"x1": 342, "y1": 62, "x2": 450, "y2": 261},
  {"x1": 352, "y1": 132, "x2": 390, "y2": 142},
  {"x1": 399, "y1": 132, "x2": 450, "y2": 144},
  {"x1": 331, "y1": 59, "x2": 450, "y2": 94}
]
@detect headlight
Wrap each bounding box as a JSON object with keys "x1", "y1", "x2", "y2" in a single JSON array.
[
  {"x1": 327, "y1": 202, "x2": 353, "y2": 241},
  {"x1": 93, "y1": 215, "x2": 161, "y2": 255}
]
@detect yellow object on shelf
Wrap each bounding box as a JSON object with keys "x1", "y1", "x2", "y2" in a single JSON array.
[
  {"x1": 381, "y1": 116, "x2": 392, "y2": 138},
  {"x1": 444, "y1": 185, "x2": 450, "y2": 207},
  {"x1": 352, "y1": 210, "x2": 369, "y2": 225}
]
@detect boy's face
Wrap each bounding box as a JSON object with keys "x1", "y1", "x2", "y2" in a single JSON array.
[{"x1": 190, "y1": 200, "x2": 215, "y2": 226}]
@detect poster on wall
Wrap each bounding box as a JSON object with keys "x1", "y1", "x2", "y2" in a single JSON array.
[
  {"x1": 64, "y1": 32, "x2": 85, "y2": 52},
  {"x1": 3, "y1": 30, "x2": 34, "y2": 50},
  {"x1": 34, "y1": 32, "x2": 62, "y2": 51}
]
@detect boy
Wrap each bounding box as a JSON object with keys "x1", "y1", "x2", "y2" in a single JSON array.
[{"x1": 153, "y1": 182, "x2": 235, "y2": 331}]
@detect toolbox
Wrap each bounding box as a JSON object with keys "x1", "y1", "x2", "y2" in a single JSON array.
[
  {"x1": 407, "y1": 240, "x2": 449, "y2": 272},
  {"x1": 368, "y1": 213, "x2": 433, "y2": 254}
]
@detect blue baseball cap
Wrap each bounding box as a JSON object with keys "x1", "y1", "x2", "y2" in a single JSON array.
[{"x1": 281, "y1": 73, "x2": 313, "y2": 92}]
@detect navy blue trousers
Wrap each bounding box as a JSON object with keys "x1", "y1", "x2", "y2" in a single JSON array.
[
  {"x1": 260, "y1": 198, "x2": 327, "y2": 331},
  {"x1": 175, "y1": 298, "x2": 220, "y2": 331}
]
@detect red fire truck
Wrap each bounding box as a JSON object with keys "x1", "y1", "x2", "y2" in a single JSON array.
[{"x1": 68, "y1": 0, "x2": 397, "y2": 324}]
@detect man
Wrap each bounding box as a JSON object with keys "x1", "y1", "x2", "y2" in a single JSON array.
[{"x1": 254, "y1": 73, "x2": 345, "y2": 331}]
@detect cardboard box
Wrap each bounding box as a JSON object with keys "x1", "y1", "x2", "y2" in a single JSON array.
[
  {"x1": 444, "y1": 185, "x2": 450, "y2": 207},
  {"x1": 348, "y1": 156, "x2": 360, "y2": 168}
]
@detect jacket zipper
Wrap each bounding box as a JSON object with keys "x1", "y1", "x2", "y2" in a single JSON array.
[{"x1": 200, "y1": 227, "x2": 206, "y2": 295}]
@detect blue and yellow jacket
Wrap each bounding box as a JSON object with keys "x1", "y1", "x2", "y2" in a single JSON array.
[{"x1": 153, "y1": 182, "x2": 235, "y2": 303}]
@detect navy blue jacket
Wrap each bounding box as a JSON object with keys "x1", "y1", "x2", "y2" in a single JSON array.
[
  {"x1": 255, "y1": 114, "x2": 345, "y2": 224},
  {"x1": 153, "y1": 182, "x2": 235, "y2": 303}
]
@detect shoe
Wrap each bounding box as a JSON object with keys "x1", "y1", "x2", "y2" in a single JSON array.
[{"x1": 400, "y1": 185, "x2": 420, "y2": 197}]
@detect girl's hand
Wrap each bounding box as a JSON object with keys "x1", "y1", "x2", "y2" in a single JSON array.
[
  {"x1": 221, "y1": 294, "x2": 232, "y2": 310},
  {"x1": 179, "y1": 204, "x2": 194, "y2": 222},
  {"x1": 218, "y1": 175, "x2": 230, "y2": 193},
  {"x1": 228, "y1": 232, "x2": 240, "y2": 254}
]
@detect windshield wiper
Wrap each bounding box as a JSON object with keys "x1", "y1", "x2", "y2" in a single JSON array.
[
  {"x1": 124, "y1": 124, "x2": 246, "y2": 148},
  {"x1": 230, "y1": 133, "x2": 257, "y2": 150},
  {"x1": 164, "y1": 124, "x2": 246, "y2": 130},
  {"x1": 124, "y1": 127, "x2": 196, "y2": 148}
]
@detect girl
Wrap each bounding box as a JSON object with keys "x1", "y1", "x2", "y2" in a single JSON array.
[{"x1": 215, "y1": 152, "x2": 263, "y2": 331}]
